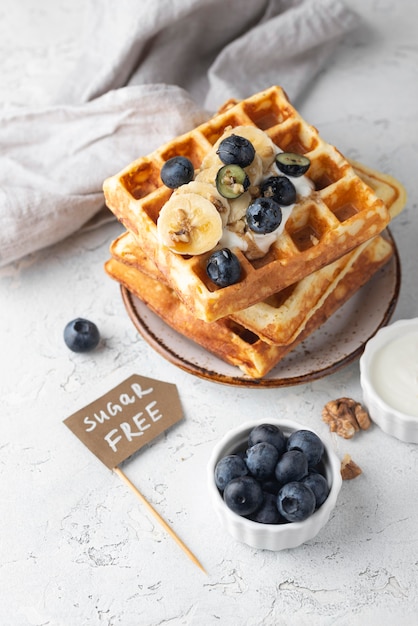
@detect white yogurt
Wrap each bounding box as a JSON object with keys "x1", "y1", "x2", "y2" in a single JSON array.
[
  {"x1": 369, "y1": 331, "x2": 418, "y2": 417},
  {"x1": 219, "y1": 228, "x2": 248, "y2": 253},
  {"x1": 289, "y1": 173, "x2": 315, "y2": 198}
]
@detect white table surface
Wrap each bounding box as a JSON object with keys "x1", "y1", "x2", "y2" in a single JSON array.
[{"x1": 1, "y1": 2, "x2": 417, "y2": 625}]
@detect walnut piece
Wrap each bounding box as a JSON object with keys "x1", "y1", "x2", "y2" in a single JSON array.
[
  {"x1": 340, "y1": 453, "x2": 362, "y2": 480},
  {"x1": 354, "y1": 402, "x2": 371, "y2": 430},
  {"x1": 322, "y1": 397, "x2": 371, "y2": 439}
]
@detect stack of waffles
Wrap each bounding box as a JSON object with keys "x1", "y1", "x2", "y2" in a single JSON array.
[{"x1": 103, "y1": 86, "x2": 406, "y2": 379}]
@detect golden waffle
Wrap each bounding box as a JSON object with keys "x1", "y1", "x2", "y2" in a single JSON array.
[
  {"x1": 104, "y1": 234, "x2": 394, "y2": 378},
  {"x1": 105, "y1": 258, "x2": 282, "y2": 378},
  {"x1": 109, "y1": 228, "x2": 390, "y2": 349},
  {"x1": 107, "y1": 162, "x2": 406, "y2": 347},
  {"x1": 103, "y1": 86, "x2": 392, "y2": 322},
  {"x1": 347, "y1": 159, "x2": 406, "y2": 219},
  {"x1": 230, "y1": 239, "x2": 382, "y2": 345},
  {"x1": 230, "y1": 161, "x2": 406, "y2": 344}
]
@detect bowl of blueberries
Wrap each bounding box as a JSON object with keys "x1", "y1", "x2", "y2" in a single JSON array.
[{"x1": 207, "y1": 419, "x2": 342, "y2": 551}]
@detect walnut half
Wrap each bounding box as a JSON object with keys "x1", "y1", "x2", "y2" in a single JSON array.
[{"x1": 322, "y1": 397, "x2": 371, "y2": 439}]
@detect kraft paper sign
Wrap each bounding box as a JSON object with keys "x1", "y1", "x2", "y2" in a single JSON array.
[{"x1": 64, "y1": 373, "x2": 183, "y2": 469}]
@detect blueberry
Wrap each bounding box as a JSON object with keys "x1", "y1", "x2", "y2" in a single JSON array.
[
  {"x1": 214, "y1": 454, "x2": 248, "y2": 491},
  {"x1": 277, "y1": 482, "x2": 316, "y2": 522},
  {"x1": 216, "y1": 164, "x2": 250, "y2": 199},
  {"x1": 64, "y1": 318, "x2": 100, "y2": 353},
  {"x1": 302, "y1": 472, "x2": 329, "y2": 509},
  {"x1": 206, "y1": 248, "x2": 241, "y2": 287},
  {"x1": 223, "y1": 476, "x2": 264, "y2": 516},
  {"x1": 245, "y1": 442, "x2": 279, "y2": 480},
  {"x1": 274, "y1": 449, "x2": 308, "y2": 486},
  {"x1": 260, "y1": 175, "x2": 296, "y2": 206},
  {"x1": 246, "y1": 197, "x2": 282, "y2": 234},
  {"x1": 216, "y1": 134, "x2": 255, "y2": 168},
  {"x1": 248, "y1": 492, "x2": 284, "y2": 524},
  {"x1": 247, "y1": 423, "x2": 287, "y2": 456},
  {"x1": 261, "y1": 478, "x2": 281, "y2": 495},
  {"x1": 287, "y1": 430, "x2": 325, "y2": 467},
  {"x1": 275, "y1": 152, "x2": 311, "y2": 177},
  {"x1": 160, "y1": 156, "x2": 194, "y2": 188}
]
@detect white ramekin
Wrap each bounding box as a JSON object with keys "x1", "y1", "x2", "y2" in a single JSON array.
[
  {"x1": 207, "y1": 418, "x2": 342, "y2": 551},
  {"x1": 360, "y1": 318, "x2": 418, "y2": 443}
]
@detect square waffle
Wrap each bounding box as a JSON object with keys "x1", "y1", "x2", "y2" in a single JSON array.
[
  {"x1": 104, "y1": 160, "x2": 405, "y2": 378},
  {"x1": 229, "y1": 161, "x2": 406, "y2": 345},
  {"x1": 105, "y1": 233, "x2": 394, "y2": 378},
  {"x1": 103, "y1": 86, "x2": 392, "y2": 322}
]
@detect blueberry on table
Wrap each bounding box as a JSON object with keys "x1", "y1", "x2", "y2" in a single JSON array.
[
  {"x1": 277, "y1": 481, "x2": 316, "y2": 522},
  {"x1": 247, "y1": 423, "x2": 287, "y2": 456},
  {"x1": 275, "y1": 152, "x2": 311, "y2": 177},
  {"x1": 245, "y1": 442, "x2": 280, "y2": 480},
  {"x1": 274, "y1": 449, "x2": 308, "y2": 486},
  {"x1": 223, "y1": 476, "x2": 264, "y2": 516},
  {"x1": 302, "y1": 472, "x2": 329, "y2": 509},
  {"x1": 206, "y1": 248, "x2": 241, "y2": 287},
  {"x1": 246, "y1": 197, "x2": 282, "y2": 234},
  {"x1": 160, "y1": 156, "x2": 194, "y2": 188},
  {"x1": 215, "y1": 454, "x2": 248, "y2": 491},
  {"x1": 287, "y1": 430, "x2": 325, "y2": 467},
  {"x1": 216, "y1": 134, "x2": 255, "y2": 168},
  {"x1": 260, "y1": 175, "x2": 296, "y2": 206},
  {"x1": 64, "y1": 318, "x2": 100, "y2": 353},
  {"x1": 216, "y1": 164, "x2": 250, "y2": 199}
]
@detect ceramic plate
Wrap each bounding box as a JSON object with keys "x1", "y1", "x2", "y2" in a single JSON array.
[{"x1": 121, "y1": 233, "x2": 401, "y2": 388}]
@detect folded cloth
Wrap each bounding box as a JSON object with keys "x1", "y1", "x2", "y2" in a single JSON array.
[{"x1": 0, "y1": 0, "x2": 359, "y2": 267}]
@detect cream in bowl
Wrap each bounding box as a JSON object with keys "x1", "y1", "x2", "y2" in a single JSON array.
[
  {"x1": 207, "y1": 419, "x2": 342, "y2": 551},
  {"x1": 360, "y1": 318, "x2": 418, "y2": 443}
]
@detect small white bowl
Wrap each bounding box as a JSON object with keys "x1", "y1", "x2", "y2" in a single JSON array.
[
  {"x1": 360, "y1": 318, "x2": 418, "y2": 443},
  {"x1": 207, "y1": 418, "x2": 342, "y2": 551}
]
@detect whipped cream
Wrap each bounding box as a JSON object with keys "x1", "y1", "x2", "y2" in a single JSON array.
[
  {"x1": 369, "y1": 331, "x2": 418, "y2": 417},
  {"x1": 286, "y1": 173, "x2": 315, "y2": 198}
]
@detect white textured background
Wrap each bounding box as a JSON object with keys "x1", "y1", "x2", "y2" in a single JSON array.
[{"x1": 0, "y1": 1, "x2": 417, "y2": 625}]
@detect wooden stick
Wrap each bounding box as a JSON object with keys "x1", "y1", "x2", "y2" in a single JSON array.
[{"x1": 114, "y1": 466, "x2": 206, "y2": 574}]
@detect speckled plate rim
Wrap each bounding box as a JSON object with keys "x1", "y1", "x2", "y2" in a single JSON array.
[{"x1": 121, "y1": 231, "x2": 401, "y2": 388}]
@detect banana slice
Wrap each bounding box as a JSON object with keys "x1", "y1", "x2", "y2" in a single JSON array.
[
  {"x1": 174, "y1": 180, "x2": 230, "y2": 227},
  {"x1": 244, "y1": 153, "x2": 263, "y2": 186},
  {"x1": 195, "y1": 164, "x2": 219, "y2": 186},
  {"x1": 200, "y1": 149, "x2": 221, "y2": 171},
  {"x1": 157, "y1": 192, "x2": 223, "y2": 255},
  {"x1": 228, "y1": 191, "x2": 252, "y2": 224}
]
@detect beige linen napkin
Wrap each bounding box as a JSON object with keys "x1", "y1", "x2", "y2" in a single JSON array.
[{"x1": 0, "y1": 0, "x2": 359, "y2": 267}]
